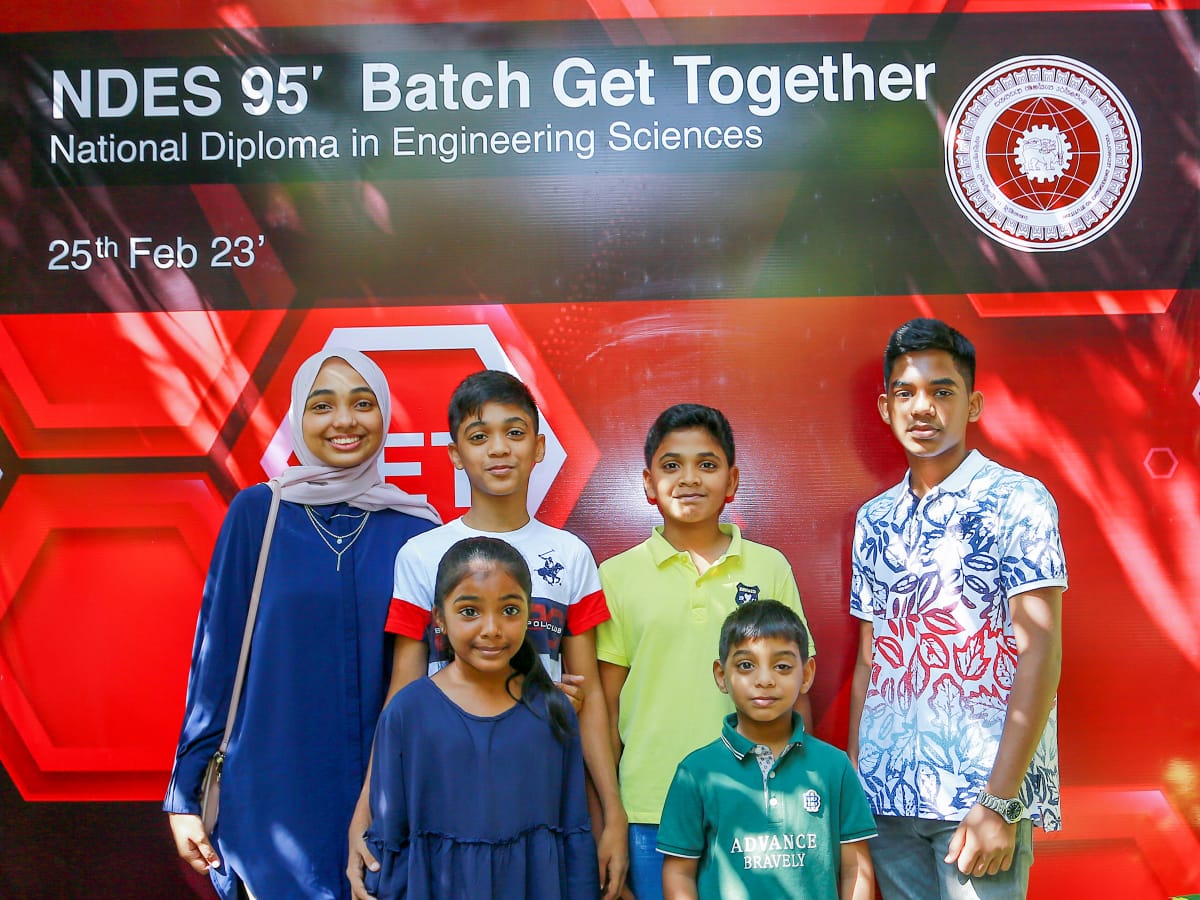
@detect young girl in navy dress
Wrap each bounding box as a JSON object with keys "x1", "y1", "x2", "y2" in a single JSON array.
[{"x1": 363, "y1": 536, "x2": 599, "y2": 899}]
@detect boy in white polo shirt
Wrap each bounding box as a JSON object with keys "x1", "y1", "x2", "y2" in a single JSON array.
[{"x1": 347, "y1": 370, "x2": 627, "y2": 900}]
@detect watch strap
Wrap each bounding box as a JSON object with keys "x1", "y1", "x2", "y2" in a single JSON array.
[{"x1": 978, "y1": 790, "x2": 1024, "y2": 824}]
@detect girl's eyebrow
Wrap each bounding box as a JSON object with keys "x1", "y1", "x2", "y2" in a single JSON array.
[
  {"x1": 307, "y1": 386, "x2": 376, "y2": 401},
  {"x1": 451, "y1": 594, "x2": 527, "y2": 603}
]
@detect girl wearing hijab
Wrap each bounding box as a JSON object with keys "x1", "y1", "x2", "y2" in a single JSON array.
[{"x1": 165, "y1": 348, "x2": 440, "y2": 898}]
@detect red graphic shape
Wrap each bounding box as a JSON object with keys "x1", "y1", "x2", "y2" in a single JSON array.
[
  {"x1": 224, "y1": 305, "x2": 599, "y2": 529},
  {"x1": 0, "y1": 2, "x2": 1161, "y2": 34},
  {"x1": 1143, "y1": 448, "x2": 1179, "y2": 480},
  {"x1": 1035, "y1": 786, "x2": 1200, "y2": 897},
  {"x1": 968, "y1": 290, "x2": 1176, "y2": 317},
  {"x1": 0, "y1": 473, "x2": 227, "y2": 800},
  {"x1": 0, "y1": 311, "x2": 283, "y2": 459}
]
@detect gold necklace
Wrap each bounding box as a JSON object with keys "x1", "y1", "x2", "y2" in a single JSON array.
[{"x1": 305, "y1": 506, "x2": 371, "y2": 572}]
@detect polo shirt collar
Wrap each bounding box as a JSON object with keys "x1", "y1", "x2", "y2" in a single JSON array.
[
  {"x1": 718, "y1": 711, "x2": 805, "y2": 761},
  {"x1": 647, "y1": 522, "x2": 743, "y2": 568},
  {"x1": 891, "y1": 449, "x2": 990, "y2": 512}
]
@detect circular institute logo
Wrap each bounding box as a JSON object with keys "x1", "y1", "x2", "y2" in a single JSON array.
[{"x1": 945, "y1": 55, "x2": 1141, "y2": 252}]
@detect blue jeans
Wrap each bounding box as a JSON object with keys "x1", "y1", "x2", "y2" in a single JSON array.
[
  {"x1": 872, "y1": 815, "x2": 1034, "y2": 900},
  {"x1": 627, "y1": 824, "x2": 663, "y2": 900}
]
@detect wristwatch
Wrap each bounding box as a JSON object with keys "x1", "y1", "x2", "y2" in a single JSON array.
[{"x1": 977, "y1": 790, "x2": 1025, "y2": 824}]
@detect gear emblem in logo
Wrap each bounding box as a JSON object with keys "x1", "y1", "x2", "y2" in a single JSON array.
[
  {"x1": 1013, "y1": 125, "x2": 1073, "y2": 183},
  {"x1": 944, "y1": 55, "x2": 1141, "y2": 252}
]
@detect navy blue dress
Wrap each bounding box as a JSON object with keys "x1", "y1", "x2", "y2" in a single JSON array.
[
  {"x1": 165, "y1": 483, "x2": 435, "y2": 899},
  {"x1": 364, "y1": 678, "x2": 599, "y2": 899}
]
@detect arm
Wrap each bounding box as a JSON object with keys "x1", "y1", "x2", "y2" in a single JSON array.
[
  {"x1": 846, "y1": 619, "x2": 874, "y2": 767},
  {"x1": 386, "y1": 634, "x2": 432, "y2": 703},
  {"x1": 165, "y1": 488, "x2": 265, "y2": 865},
  {"x1": 563, "y1": 633, "x2": 628, "y2": 900},
  {"x1": 348, "y1": 636, "x2": 429, "y2": 900},
  {"x1": 598, "y1": 661, "x2": 628, "y2": 765},
  {"x1": 945, "y1": 586, "x2": 1063, "y2": 875},
  {"x1": 661, "y1": 856, "x2": 699, "y2": 900},
  {"x1": 839, "y1": 841, "x2": 875, "y2": 900}
]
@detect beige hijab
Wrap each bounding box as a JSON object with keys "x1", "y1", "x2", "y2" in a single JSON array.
[{"x1": 276, "y1": 347, "x2": 441, "y2": 523}]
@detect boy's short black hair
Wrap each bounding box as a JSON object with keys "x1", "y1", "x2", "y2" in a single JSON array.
[
  {"x1": 884, "y1": 318, "x2": 977, "y2": 391},
  {"x1": 448, "y1": 370, "x2": 540, "y2": 439},
  {"x1": 719, "y1": 599, "x2": 809, "y2": 664},
  {"x1": 643, "y1": 403, "x2": 735, "y2": 468}
]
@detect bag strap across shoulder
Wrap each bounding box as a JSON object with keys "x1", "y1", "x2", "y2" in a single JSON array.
[{"x1": 216, "y1": 478, "x2": 282, "y2": 756}]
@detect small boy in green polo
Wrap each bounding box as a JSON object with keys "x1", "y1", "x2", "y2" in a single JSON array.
[{"x1": 657, "y1": 600, "x2": 875, "y2": 900}]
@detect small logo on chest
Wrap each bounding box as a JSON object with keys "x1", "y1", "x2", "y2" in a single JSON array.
[
  {"x1": 734, "y1": 583, "x2": 760, "y2": 606},
  {"x1": 537, "y1": 550, "x2": 565, "y2": 585}
]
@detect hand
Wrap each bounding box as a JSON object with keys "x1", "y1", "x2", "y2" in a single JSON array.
[
  {"x1": 557, "y1": 672, "x2": 585, "y2": 714},
  {"x1": 944, "y1": 803, "x2": 1018, "y2": 877},
  {"x1": 597, "y1": 817, "x2": 629, "y2": 900},
  {"x1": 347, "y1": 802, "x2": 379, "y2": 900},
  {"x1": 168, "y1": 813, "x2": 220, "y2": 874}
]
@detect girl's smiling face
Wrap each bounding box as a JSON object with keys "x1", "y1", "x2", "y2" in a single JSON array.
[
  {"x1": 301, "y1": 357, "x2": 385, "y2": 468},
  {"x1": 435, "y1": 560, "x2": 530, "y2": 677}
]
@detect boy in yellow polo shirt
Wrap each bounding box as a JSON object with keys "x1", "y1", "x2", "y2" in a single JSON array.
[{"x1": 597, "y1": 403, "x2": 815, "y2": 900}]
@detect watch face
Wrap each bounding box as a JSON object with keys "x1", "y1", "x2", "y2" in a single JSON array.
[{"x1": 1004, "y1": 800, "x2": 1023, "y2": 822}]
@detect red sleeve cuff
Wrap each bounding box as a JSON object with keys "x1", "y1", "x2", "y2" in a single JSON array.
[
  {"x1": 566, "y1": 589, "x2": 610, "y2": 636},
  {"x1": 385, "y1": 599, "x2": 431, "y2": 638}
]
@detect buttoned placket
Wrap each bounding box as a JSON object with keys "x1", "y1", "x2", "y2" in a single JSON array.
[
  {"x1": 682, "y1": 549, "x2": 730, "y2": 623},
  {"x1": 753, "y1": 743, "x2": 794, "y2": 824}
]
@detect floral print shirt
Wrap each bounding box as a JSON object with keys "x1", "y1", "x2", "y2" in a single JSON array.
[{"x1": 850, "y1": 451, "x2": 1066, "y2": 829}]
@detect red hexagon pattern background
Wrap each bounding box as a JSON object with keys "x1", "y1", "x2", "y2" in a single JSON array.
[{"x1": 1, "y1": 2, "x2": 1199, "y2": 897}]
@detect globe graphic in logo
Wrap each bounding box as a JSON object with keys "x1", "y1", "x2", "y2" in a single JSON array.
[{"x1": 945, "y1": 56, "x2": 1141, "y2": 252}]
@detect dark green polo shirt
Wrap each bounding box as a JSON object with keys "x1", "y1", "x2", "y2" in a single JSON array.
[{"x1": 657, "y1": 713, "x2": 876, "y2": 899}]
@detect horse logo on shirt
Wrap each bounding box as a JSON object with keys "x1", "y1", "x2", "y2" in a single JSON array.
[{"x1": 537, "y1": 551, "x2": 565, "y2": 586}]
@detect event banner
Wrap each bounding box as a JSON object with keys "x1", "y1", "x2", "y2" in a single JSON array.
[{"x1": 0, "y1": 4, "x2": 1197, "y2": 898}]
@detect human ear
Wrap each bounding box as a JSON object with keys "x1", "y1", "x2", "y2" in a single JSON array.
[
  {"x1": 534, "y1": 433, "x2": 546, "y2": 464},
  {"x1": 968, "y1": 390, "x2": 984, "y2": 422},
  {"x1": 799, "y1": 657, "x2": 816, "y2": 694},
  {"x1": 713, "y1": 659, "x2": 728, "y2": 693},
  {"x1": 877, "y1": 393, "x2": 890, "y2": 423},
  {"x1": 447, "y1": 440, "x2": 463, "y2": 470},
  {"x1": 726, "y1": 465, "x2": 740, "y2": 501},
  {"x1": 642, "y1": 468, "x2": 656, "y2": 503}
]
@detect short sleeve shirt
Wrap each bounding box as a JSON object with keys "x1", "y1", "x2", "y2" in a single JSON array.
[
  {"x1": 386, "y1": 517, "x2": 609, "y2": 680},
  {"x1": 850, "y1": 451, "x2": 1067, "y2": 829},
  {"x1": 596, "y1": 524, "x2": 814, "y2": 823},
  {"x1": 657, "y1": 713, "x2": 876, "y2": 899}
]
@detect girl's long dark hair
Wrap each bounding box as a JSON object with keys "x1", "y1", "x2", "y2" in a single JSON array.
[{"x1": 434, "y1": 536, "x2": 576, "y2": 743}]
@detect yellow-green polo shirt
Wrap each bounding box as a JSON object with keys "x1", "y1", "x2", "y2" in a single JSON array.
[{"x1": 596, "y1": 524, "x2": 815, "y2": 823}]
